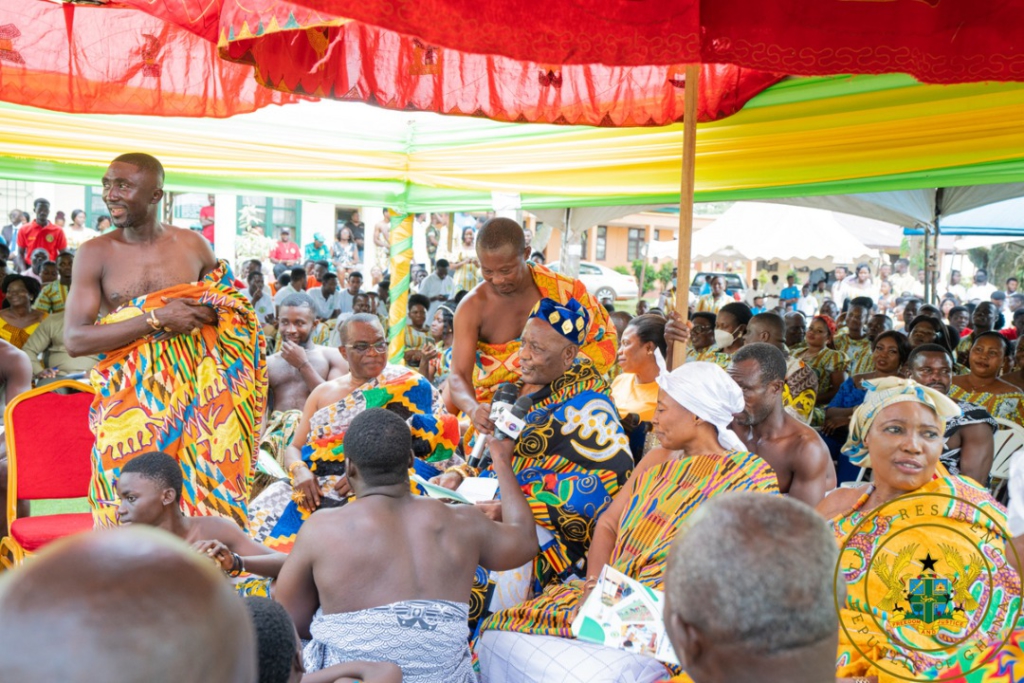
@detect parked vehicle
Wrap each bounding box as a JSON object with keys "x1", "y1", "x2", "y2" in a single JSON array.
[
  {"x1": 547, "y1": 261, "x2": 640, "y2": 301},
  {"x1": 689, "y1": 272, "x2": 747, "y2": 298}
]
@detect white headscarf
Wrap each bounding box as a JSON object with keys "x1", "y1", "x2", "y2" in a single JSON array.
[{"x1": 654, "y1": 350, "x2": 747, "y2": 452}]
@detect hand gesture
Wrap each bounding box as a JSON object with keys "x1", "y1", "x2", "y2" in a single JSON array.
[
  {"x1": 158, "y1": 298, "x2": 217, "y2": 335},
  {"x1": 192, "y1": 539, "x2": 233, "y2": 571},
  {"x1": 333, "y1": 474, "x2": 353, "y2": 497},
  {"x1": 251, "y1": 289, "x2": 263, "y2": 305},
  {"x1": 422, "y1": 345, "x2": 439, "y2": 362},
  {"x1": 664, "y1": 311, "x2": 692, "y2": 346},
  {"x1": 36, "y1": 367, "x2": 60, "y2": 380},
  {"x1": 291, "y1": 465, "x2": 321, "y2": 512},
  {"x1": 485, "y1": 434, "x2": 515, "y2": 468},
  {"x1": 430, "y1": 472, "x2": 464, "y2": 491},
  {"x1": 280, "y1": 339, "x2": 309, "y2": 369},
  {"x1": 472, "y1": 402, "x2": 496, "y2": 436}
]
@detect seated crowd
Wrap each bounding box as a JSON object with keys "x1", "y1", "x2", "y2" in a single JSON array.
[{"x1": 2, "y1": 222, "x2": 1024, "y2": 683}]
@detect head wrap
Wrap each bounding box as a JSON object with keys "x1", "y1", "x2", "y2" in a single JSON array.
[
  {"x1": 813, "y1": 315, "x2": 837, "y2": 340},
  {"x1": 842, "y1": 377, "x2": 961, "y2": 467},
  {"x1": 529, "y1": 297, "x2": 590, "y2": 346},
  {"x1": 654, "y1": 350, "x2": 746, "y2": 452}
]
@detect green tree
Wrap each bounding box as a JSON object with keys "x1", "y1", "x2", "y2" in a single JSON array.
[{"x1": 615, "y1": 260, "x2": 657, "y2": 296}]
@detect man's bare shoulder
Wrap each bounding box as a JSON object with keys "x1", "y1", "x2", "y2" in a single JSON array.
[
  {"x1": 316, "y1": 345, "x2": 346, "y2": 364},
  {"x1": 190, "y1": 515, "x2": 247, "y2": 541},
  {"x1": 815, "y1": 485, "x2": 865, "y2": 520}
]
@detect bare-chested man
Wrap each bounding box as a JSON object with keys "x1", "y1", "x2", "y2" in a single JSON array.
[
  {"x1": 64, "y1": 153, "x2": 267, "y2": 529},
  {"x1": 262, "y1": 291, "x2": 347, "y2": 464},
  {"x1": 276, "y1": 407, "x2": 538, "y2": 682},
  {"x1": 729, "y1": 343, "x2": 836, "y2": 506},
  {"x1": 449, "y1": 217, "x2": 616, "y2": 433}
]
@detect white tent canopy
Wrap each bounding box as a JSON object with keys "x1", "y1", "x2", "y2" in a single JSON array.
[{"x1": 648, "y1": 202, "x2": 880, "y2": 264}]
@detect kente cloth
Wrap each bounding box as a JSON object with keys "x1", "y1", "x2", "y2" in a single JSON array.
[
  {"x1": 949, "y1": 384, "x2": 1024, "y2": 427},
  {"x1": 473, "y1": 264, "x2": 617, "y2": 404},
  {"x1": 481, "y1": 451, "x2": 778, "y2": 642},
  {"x1": 247, "y1": 365, "x2": 459, "y2": 551},
  {"x1": 252, "y1": 409, "x2": 303, "y2": 498},
  {"x1": 303, "y1": 601, "x2": 477, "y2": 683},
  {"x1": 790, "y1": 344, "x2": 848, "y2": 401},
  {"x1": 469, "y1": 360, "x2": 634, "y2": 630},
  {"x1": 843, "y1": 377, "x2": 961, "y2": 467},
  {"x1": 234, "y1": 576, "x2": 273, "y2": 598},
  {"x1": 32, "y1": 280, "x2": 67, "y2": 314},
  {"x1": 835, "y1": 335, "x2": 874, "y2": 375},
  {"x1": 610, "y1": 373, "x2": 658, "y2": 422},
  {"x1": 88, "y1": 262, "x2": 267, "y2": 529},
  {"x1": 941, "y1": 400, "x2": 997, "y2": 477},
  {"x1": 685, "y1": 344, "x2": 730, "y2": 369},
  {"x1": 783, "y1": 356, "x2": 818, "y2": 425},
  {"x1": 405, "y1": 326, "x2": 432, "y2": 357},
  {"x1": 831, "y1": 476, "x2": 1022, "y2": 683},
  {"x1": 476, "y1": 630, "x2": 670, "y2": 683},
  {"x1": 428, "y1": 343, "x2": 453, "y2": 388},
  {"x1": 0, "y1": 315, "x2": 43, "y2": 349}
]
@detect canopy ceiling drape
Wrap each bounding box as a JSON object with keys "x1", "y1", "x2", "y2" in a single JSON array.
[{"x1": 4, "y1": 74, "x2": 1024, "y2": 215}]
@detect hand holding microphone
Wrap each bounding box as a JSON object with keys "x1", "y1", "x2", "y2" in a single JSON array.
[{"x1": 468, "y1": 384, "x2": 531, "y2": 469}]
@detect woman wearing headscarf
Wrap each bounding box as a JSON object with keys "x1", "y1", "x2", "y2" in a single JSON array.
[
  {"x1": 791, "y1": 314, "x2": 848, "y2": 406},
  {"x1": 476, "y1": 359, "x2": 779, "y2": 683},
  {"x1": 816, "y1": 377, "x2": 1021, "y2": 683}
]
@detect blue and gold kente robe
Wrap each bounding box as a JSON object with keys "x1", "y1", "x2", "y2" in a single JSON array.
[{"x1": 469, "y1": 359, "x2": 634, "y2": 633}]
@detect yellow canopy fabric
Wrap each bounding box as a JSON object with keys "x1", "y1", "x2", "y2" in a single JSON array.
[{"x1": 3, "y1": 74, "x2": 1024, "y2": 211}]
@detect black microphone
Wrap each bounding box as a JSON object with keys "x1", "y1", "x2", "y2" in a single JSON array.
[{"x1": 468, "y1": 382, "x2": 518, "y2": 468}]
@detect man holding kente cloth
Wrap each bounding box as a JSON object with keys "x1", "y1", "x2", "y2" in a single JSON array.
[
  {"x1": 816, "y1": 376, "x2": 1022, "y2": 683},
  {"x1": 65, "y1": 153, "x2": 267, "y2": 530},
  {"x1": 449, "y1": 218, "x2": 616, "y2": 433},
  {"x1": 436, "y1": 297, "x2": 633, "y2": 631}
]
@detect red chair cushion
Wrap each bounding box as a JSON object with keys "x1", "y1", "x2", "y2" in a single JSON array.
[{"x1": 9, "y1": 513, "x2": 93, "y2": 552}]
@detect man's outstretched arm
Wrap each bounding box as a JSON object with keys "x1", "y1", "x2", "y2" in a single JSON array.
[{"x1": 473, "y1": 436, "x2": 539, "y2": 572}]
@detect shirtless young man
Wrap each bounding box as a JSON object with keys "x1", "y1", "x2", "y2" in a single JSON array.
[
  {"x1": 266, "y1": 292, "x2": 347, "y2": 415},
  {"x1": 64, "y1": 153, "x2": 266, "y2": 527},
  {"x1": 276, "y1": 408, "x2": 538, "y2": 682},
  {"x1": 448, "y1": 217, "x2": 614, "y2": 433},
  {"x1": 729, "y1": 343, "x2": 836, "y2": 506}
]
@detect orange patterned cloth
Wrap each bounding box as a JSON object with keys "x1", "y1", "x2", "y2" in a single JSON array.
[
  {"x1": 88, "y1": 262, "x2": 267, "y2": 530},
  {"x1": 474, "y1": 264, "x2": 617, "y2": 404}
]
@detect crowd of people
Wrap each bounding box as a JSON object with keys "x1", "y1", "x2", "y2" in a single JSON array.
[{"x1": 0, "y1": 154, "x2": 1022, "y2": 683}]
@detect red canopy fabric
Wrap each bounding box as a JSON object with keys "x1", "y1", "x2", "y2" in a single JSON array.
[
  {"x1": 0, "y1": 2, "x2": 297, "y2": 117},
  {"x1": 285, "y1": 0, "x2": 1024, "y2": 84}
]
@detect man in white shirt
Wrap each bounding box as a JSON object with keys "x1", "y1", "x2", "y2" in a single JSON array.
[
  {"x1": 243, "y1": 270, "x2": 275, "y2": 325},
  {"x1": 417, "y1": 259, "x2": 455, "y2": 320},
  {"x1": 829, "y1": 266, "x2": 848, "y2": 308},
  {"x1": 743, "y1": 279, "x2": 761, "y2": 306},
  {"x1": 888, "y1": 258, "x2": 917, "y2": 297},
  {"x1": 336, "y1": 271, "x2": 364, "y2": 315},
  {"x1": 273, "y1": 266, "x2": 307, "y2": 307},
  {"x1": 796, "y1": 283, "x2": 819, "y2": 317},
  {"x1": 966, "y1": 268, "x2": 998, "y2": 302},
  {"x1": 308, "y1": 272, "x2": 342, "y2": 320}
]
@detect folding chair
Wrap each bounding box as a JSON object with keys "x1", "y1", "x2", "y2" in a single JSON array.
[
  {"x1": 989, "y1": 418, "x2": 1024, "y2": 504},
  {"x1": 1, "y1": 379, "x2": 95, "y2": 568}
]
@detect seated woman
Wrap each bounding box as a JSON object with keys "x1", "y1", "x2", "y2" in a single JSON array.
[
  {"x1": 682, "y1": 311, "x2": 728, "y2": 367},
  {"x1": 403, "y1": 293, "x2": 432, "y2": 368},
  {"x1": 248, "y1": 314, "x2": 461, "y2": 552},
  {"x1": 817, "y1": 377, "x2": 1021, "y2": 682},
  {"x1": 955, "y1": 301, "x2": 998, "y2": 367},
  {"x1": 610, "y1": 314, "x2": 666, "y2": 461},
  {"x1": 821, "y1": 330, "x2": 909, "y2": 482},
  {"x1": 791, "y1": 314, "x2": 847, "y2": 408},
  {"x1": 0, "y1": 275, "x2": 45, "y2": 349},
  {"x1": 419, "y1": 304, "x2": 454, "y2": 389},
  {"x1": 950, "y1": 331, "x2": 1024, "y2": 426},
  {"x1": 116, "y1": 452, "x2": 284, "y2": 597},
  {"x1": 476, "y1": 359, "x2": 779, "y2": 683}
]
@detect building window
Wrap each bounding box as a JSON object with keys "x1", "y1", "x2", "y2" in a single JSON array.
[
  {"x1": 596, "y1": 226, "x2": 607, "y2": 261},
  {"x1": 237, "y1": 196, "x2": 301, "y2": 239},
  {"x1": 627, "y1": 227, "x2": 644, "y2": 261}
]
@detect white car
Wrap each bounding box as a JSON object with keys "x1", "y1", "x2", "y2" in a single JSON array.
[{"x1": 547, "y1": 261, "x2": 640, "y2": 301}]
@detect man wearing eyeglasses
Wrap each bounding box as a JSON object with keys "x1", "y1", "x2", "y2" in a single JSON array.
[{"x1": 248, "y1": 313, "x2": 462, "y2": 552}]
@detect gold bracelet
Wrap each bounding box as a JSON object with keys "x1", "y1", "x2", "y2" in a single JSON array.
[
  {"x1": 444, "y1": 464, "x2": 478, "y2": 480},
  {"x1": 147, "y1": 309, "x2": 162, "y2": 331},
  {"x1": 287, "y1": 461, "x2": 309, "y2": 477}
]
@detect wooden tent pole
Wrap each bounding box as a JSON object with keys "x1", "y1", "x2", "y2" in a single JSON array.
[{"x1": 670, "y1": 63, "x2": 700, "y2": 369}]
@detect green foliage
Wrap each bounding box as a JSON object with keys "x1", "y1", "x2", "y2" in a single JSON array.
[
  {"x1": 616, "y1": 261, "x2": 657, "y2": 296},
  {"x1": 656, "y1": 262, "x2": 675, "y2": 288}
]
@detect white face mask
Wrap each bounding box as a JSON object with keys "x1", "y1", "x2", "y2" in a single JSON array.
[{"x1": 714, "y1": 329, "x2": 736, "y2": 349}]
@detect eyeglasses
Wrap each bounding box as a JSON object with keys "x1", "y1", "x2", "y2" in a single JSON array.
[
  {"x1": 691, "y1": 325, "x2": 712, "y2": 333},
  {"x1": 346, "y1": 341, "x2": 388, "y2": 354}
]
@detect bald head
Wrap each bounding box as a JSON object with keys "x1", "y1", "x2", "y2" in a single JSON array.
[
  {"x1": 112, "y1": 152, "x2": 165, "y2": 187},
  {"x1": 665, "y1": 494, "x2": 839, "y2": 681},
  {"x1": 476, "y1": 217, "x2": 527, "y2": 254},
  {"x1": 745, "y1": 312, "x2": 785, "y2": 348},
  {"x1": 0, "y1": 528, "x2": 256, "y2": 683}
]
